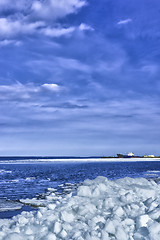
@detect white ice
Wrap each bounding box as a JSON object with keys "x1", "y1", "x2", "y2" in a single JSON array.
[
  {"x1": 0, "y1": 157, "x2": 160, "y2": 164},
  {"x1": 0, "y1": 199, "x2": 23, "y2": 212},
  {"x1": 0, "y1": 176, "x2": 160, "y2": 239},
  {"x1": 0, "y1": 169, "x2": 12, "y2": 174}
]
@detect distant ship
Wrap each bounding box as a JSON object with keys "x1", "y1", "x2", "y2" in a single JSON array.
[{"x1": 117, "y1": 152, "x2": 134, "y2": 158}]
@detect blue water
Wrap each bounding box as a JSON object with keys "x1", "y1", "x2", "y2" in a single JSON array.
[{"x1": 0, "y1": 160, "x2": 160, "y2": 202}]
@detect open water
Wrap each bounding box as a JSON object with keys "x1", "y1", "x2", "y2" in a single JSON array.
[{"x1": 0, "y1": 158, "x2": 160, "y2": 218}]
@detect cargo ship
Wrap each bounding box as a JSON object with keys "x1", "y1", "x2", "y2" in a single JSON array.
[{"x1": 117, "y1": 152, "x2": 134, "y2": 158}]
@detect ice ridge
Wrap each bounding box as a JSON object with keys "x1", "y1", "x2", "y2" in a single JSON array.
[{"x1": 0, "y1": 176, "x2": 160, "y2": 240}]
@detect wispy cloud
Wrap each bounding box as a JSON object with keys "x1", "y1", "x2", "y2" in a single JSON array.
[
  {"x1": 38, "y1": 23, "x2": 93, "y2": 38},
  {"x1": 41, "y1": 26, "x2": 75, "y2": 37},
  {"x1": 56, "y1": 57, "x2": 91, "y2": 72},
  {"x1": 41, "y1": 83, "x2": 63, "y2": 92},
  {"x1": 0, "y1": 82, "x2": 63, "y2": 100},
  {"x1": 117, "y1": 18, "x2": 132, "y2": 25},
  {"x1": 25, "y1": 57, "x2": 92, "y2": 76},
  {"x1": 0, "y1": 39, "x2": 21, "y2": 46},
  {"x1": 0, "y1": 0, "x2": 160, "y2": 155},
  {"x1": 79, "y1": 23, "x2": 94, "y2": 31}
]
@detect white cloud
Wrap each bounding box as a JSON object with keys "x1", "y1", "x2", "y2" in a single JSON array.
[
  {"x1": 0, "y1": 17, "x2": 86, "y2": 39},
  {"x1": 41, "y1": 83, "x2": 62, "y2": 92},
  {"x1": 0, "y1": 0, "x2": 86, "y2": 20},
  {"x1": 41, "y1": 24, "x2": 93, "y2": 38},
  {"x1": 0, "y1": 18, "x2": 45, "y2": 37},
  {"x1": 79, "y1": 23, "x2": 94, "y2": 31},
  {"x1": 32, "y1": 0, "x2": 86, "y2": 20},
  {"x1": 0, "y1": 17, "x2": 93, "y2": 39},
  {"x1": 0, "y1": 82, "x2": 39, "y2": 93},
  {"x1": 41, "y1": 26, "x2": 75, "y2": 37},
  {"x1": 0, "y1": 0, "x2": 89, "y2": 40},
  {"x1": 0, "y1": 82, "x2": 62, "y2": 100},
  {"x1": 117, "y1": 18, "x2": 132, "y2": 25}
]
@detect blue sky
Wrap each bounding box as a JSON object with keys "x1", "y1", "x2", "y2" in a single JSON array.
[{"x1": 0, "y1": 0, "x2": 160, "y2": 156}]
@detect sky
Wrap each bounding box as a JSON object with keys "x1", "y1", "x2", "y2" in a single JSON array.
[{"x1": 0, "y1": 0, "x2": 160, "y2": 156}]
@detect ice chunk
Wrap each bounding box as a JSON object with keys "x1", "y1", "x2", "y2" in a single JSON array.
[
  {"x1": 60, "y1": 229, "x2": 67, "y2": 238},
  {"x1": 47, "y1": 188, "x2": 57, "y2": 192},
  {"x1": 0, "y1": 199, "x2": 23, "y2": 212},
  {"x1": 78, "y1": 203, "x2": 97, "y2": 216},
  {"x1": 149, "y1": 208, "x2": 160, "y2": 220},
  {"x1": 0, "y1": 176, "x2": 160, "y2": 239},
  {"x1": 104, "y1": 220, "x2": 115, "y2": 234},
  {"x1": 148, "y1": 222, "x2": 160, "y2": 239},
  {"x1": 0, "y1": 169, "x2": 12, "y2": 174},
  {"x1": 114, "y1": 206, "x2": 124, "y2": 218},
  {"x1": 61, "y1": 211, "x2": 75, "y2": 222},
  {"x1": 46, "y1": 233, "x2": 56, "y2": 240},
  {"x1": 101, "y1": 231, "x2": 110, "y2": 240},
  {"x1": 25, "y1": 227, "x2": 33, "y2": 235},
  {"x1": 136, "y1": 214, "x2": 151, "y2": 228},
  {"x1": 37, "y1": 211, "x2": 42, "y2": 219},
  {"x1": 148, "y1": 201, "x2": 159, "y2": 211},
  {"x1": 116, "y1": 226, "x2": 128, "y2": 240},
  {"x1": 122, "y1": 218, "x2": 134, "y2": 226},
  {"x1": 92, "y1": 187, "x2": 101, "y2": 197},
  {"x1": 47, "y1": 203, "x2": 56, "y2": 210},
  {"x1": 104, "y1": 197, "x2": 116, "y2": 209},
  {"x1": 3, "y1": 233, "x2": 24, "y2": 240},
  {"x1": 77, "y1": 185, "x2": 92, "y2": 197},
  {"x1": 53, "y1": 221, "x2": 62, "y2": 234},
  {"x1": 20, "y1": 198, "x2": 46, "y2": 207}
]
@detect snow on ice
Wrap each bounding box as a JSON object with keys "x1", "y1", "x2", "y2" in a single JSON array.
[{"x1": 0, "y1": 176, "x2": 160, "y2": 239}]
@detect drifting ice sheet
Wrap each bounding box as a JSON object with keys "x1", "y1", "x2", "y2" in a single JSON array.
[
  {"x1": 0, "y1": 176, "x2": 160, "y2": 239},
  {"x1": 0, "y1": 199, "x2": 23, "y2": 212}
]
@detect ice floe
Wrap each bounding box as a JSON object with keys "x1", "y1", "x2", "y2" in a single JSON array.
[
  {"x1": 19, "y1": 183, "x2": 80, "y2": 208},
  {"x1": 0, "y1": 199, "x2": 23, "y2": 212},
  {"x1": 0, "y1": 176, "x2": 160, "y2": 239},
  {"x1": 0, "y1": 170, "x2": 12, "y2": 174}
]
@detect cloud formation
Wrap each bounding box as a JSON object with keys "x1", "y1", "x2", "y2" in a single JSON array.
[
  {"x1": 0, "y1": 0, "x2": 86, "y2": 17},
  {"x1": 0, "y1": 82, "x2": 63, "y2": 101},
  {"x1": 42, "y1": 83, "x2": 63, "y2": 92},
  {"x1": 79, "y1": 23, "x2": 94, "y2": 31},
  {"x1": 0, "y1": 0, "x2": 160, "y2": 155},
  {"x1": 0, "y1": 39, "x2": 21, "y2": 46},
  {"x1": 0, "y1": 18, "x2": 45, "y2": 37},
  {"x1": 41, "y1": 26, "x2": 75, "y2": 37},
  {"x1": 0, "y1": 0, "x2": 30, "y2": 11},
  {"x1": 0, "y1": 0, "x2": 89, "y2": 42},
  {"x1": 32, "y1": 0, "x2": 86, "y2": 20},
  {"x1": 117, "y1": 18, "x2": 132, "y2": 25}
]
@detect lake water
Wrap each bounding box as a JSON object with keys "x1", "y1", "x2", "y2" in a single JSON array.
[{"x1": 0, "y1": 158, "x2": 160, "y2": 218}]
